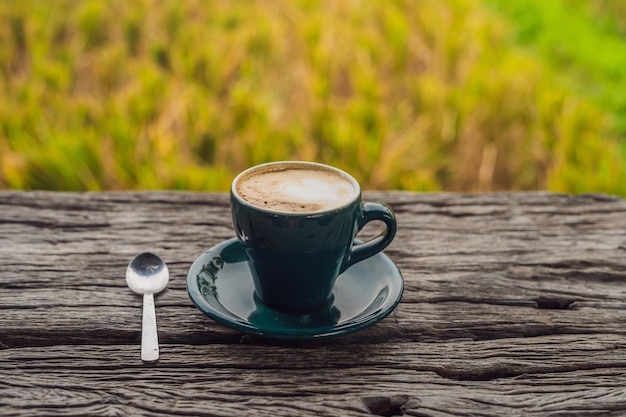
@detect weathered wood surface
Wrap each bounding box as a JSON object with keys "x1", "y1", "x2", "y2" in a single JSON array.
[{"x1": 1, "y1": 191, "x2": 626, "y2": 416}]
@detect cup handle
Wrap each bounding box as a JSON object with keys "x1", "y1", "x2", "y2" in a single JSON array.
[{"x1": 340, "y1": 202, "x2": 397, "y2": 273}]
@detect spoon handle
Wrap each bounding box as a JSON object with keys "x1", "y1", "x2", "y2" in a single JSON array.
[{"x1": 141, "y1": 293, "x2": 159, "y2": 362}]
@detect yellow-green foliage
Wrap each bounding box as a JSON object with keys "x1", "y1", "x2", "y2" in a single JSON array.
[{"x1": 0, "y1": 0, "x2": 624, "y2": 194}]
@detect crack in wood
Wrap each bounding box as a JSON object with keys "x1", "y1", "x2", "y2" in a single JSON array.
[
  {"x1": 534, "y1": 297, "x2": 576, "y2": 310},
  {"x1": 363, "y1": 395, "x2": 410, "y2": 416},
  {"x1": 434, "y1": 361, "x2": 626, "y2": 382}
]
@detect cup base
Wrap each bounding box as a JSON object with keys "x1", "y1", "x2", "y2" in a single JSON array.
[{"x1": 253, "y1": 292, "x2": 336, "y2": 314}]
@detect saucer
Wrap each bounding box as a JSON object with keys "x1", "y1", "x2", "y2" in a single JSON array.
[{"x1": 186, "y1": 238, "x2": 403, "y2": 340}]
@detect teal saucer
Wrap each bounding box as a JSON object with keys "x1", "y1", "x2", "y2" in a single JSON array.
[{"x1": 186, "y1": 238, "x2": 403, "y2": 340}]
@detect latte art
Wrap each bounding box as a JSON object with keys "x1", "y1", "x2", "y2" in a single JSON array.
[
  {"x1": 235, "y1": 165, "x2": 357, "y2": 214},
  {"x1": 283, "y1": 178, "x2": 347, "y2": 201}
]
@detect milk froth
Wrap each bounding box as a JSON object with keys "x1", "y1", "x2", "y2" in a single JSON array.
[{"x1": 235, "y1": 165, "x2": 357, "y2": 214}]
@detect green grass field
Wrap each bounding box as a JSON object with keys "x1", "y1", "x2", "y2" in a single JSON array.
[{"x1": 1, "y1": 0, "x2": 625, "y2": 194}]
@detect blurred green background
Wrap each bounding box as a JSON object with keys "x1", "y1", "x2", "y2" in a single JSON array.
[{"x1": 1, "y1": 0, "x2": 625, "y2": 194}]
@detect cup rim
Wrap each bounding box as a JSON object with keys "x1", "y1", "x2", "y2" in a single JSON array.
[{"x1": 231, "y1": 161, "x2": 362, "y2": 216}]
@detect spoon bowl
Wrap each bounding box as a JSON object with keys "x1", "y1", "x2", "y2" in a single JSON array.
[
  {"x1": 126, "y1": 252, "x2": 169, "y2": 362},
  {"x1": 126, "y1": 252, "x2": 169, "y2": 295}
]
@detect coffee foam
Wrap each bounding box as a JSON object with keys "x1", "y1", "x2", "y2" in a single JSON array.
[{"x1": 236, "y1": 166, "x2": 357, "y2": 214}]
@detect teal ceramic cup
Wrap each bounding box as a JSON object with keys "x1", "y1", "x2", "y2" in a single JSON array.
[{"x1": 230, "y1": 161, "x2": 397, "y2": 312}]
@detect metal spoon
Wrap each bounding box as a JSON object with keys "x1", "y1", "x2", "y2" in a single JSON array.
[{"x1": 126, "y1": 252, "x2": 169, "y2": 362}]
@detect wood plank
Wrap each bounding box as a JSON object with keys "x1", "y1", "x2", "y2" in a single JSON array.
[
  {"x1": 1, "y1": 336, "x2": 625, "y2": 416},
  {"x1": 1, "y1": 191, "x2": 626, "y2": 416}
]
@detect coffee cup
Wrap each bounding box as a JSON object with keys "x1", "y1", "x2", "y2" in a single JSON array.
[{"x1": 230, "y1": 161, "x2": 397, "y2": 312}]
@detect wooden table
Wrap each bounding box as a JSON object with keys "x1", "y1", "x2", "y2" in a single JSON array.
[{"x1": 1, "y1": 191, "x2": 626, "y2": 416}]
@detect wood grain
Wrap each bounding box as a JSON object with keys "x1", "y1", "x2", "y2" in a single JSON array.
[{"x1": 1, "y1": 191, "x2": 626, "y2": 416}]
